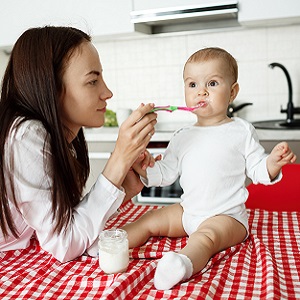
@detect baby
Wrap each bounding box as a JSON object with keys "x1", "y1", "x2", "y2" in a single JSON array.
[{"x1": 122, "y1": 47, "x2": 297, "y2": 290}]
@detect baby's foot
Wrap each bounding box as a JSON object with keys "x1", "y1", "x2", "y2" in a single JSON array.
[{"x1": 154, "y1": 252, "x2": 193, "y2": 290}]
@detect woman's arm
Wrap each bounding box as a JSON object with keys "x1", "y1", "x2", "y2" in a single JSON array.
[
  {"x1": 5, "y1": 120, "x2": 125, "y2": 262},
  {"x1": 102, "y1": 103, "x2": 157, "y2": 189}
]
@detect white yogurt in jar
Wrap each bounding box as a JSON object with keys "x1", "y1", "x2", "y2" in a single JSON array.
[{"x1": 98, "y1": 229, "x2": 129, "y2": 274}]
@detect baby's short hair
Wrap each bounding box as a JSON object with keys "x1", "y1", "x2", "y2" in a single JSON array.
[{"x1": 184, "y1": 47, "x2": 238, "y2": 82}]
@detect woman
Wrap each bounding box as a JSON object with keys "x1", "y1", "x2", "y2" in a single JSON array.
[{"x1": 0, "y1": 26, "x2": 157, "y2": 262}]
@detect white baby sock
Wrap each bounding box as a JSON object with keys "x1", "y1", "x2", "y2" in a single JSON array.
[{"x1": 154, "y1": 252, "x2": 193, "y2": 290}]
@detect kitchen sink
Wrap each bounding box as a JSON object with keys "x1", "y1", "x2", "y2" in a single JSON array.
[{"x1": 252, "y1": 119, "x2": 300, "y2": 130}]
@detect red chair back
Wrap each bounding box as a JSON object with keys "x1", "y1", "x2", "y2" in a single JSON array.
[{"x1": 246, "y1": 164, "x2": 300, "y2": 211}]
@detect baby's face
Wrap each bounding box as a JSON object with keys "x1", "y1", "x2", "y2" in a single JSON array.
[{"x1": 183, "y1": 59, "x2": 237, "y2": 125}]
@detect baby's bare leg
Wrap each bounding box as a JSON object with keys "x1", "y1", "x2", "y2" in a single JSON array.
[
  {"x1": 180, "y1": 215, "x2": 247, "y2": 275},
  {"x1": 154, "y1": 215, "x2": 247, "y2": 290},
  {"x1": 122, "y1": 203, "x2": 186, "y2": 248}
]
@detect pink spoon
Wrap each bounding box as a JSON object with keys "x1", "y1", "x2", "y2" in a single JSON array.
[{"x1": 150, "y1": 105, "x2": 198, "y2": 113}]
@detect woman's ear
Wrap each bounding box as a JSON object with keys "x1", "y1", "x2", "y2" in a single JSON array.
[{"x1": 230, "y1": 82, "x2": 239, "y2": 103}]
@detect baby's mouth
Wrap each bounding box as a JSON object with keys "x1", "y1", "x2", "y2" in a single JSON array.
[
  {"x1": 198, "y1": 101, "x2": 207, "y2": 107},
  {"x1": 192, "y1": 100, "x2": 209, "y2": 110}
]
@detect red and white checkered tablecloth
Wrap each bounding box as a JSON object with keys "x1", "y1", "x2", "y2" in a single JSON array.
[{"x1": 1, "y1": 201, "x2": 300, "y2": 299}]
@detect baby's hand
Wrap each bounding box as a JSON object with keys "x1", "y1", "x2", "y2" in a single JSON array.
[
  {"x1": 271, "y1": 142, "x2": 297, "y2": 165},
  {"x1": 267, "y1": 141, "x2": 297, "y2": 180},
  {"x1": 132, "y1": 150, "x2": 162, "y2": 177},
  {"x1": 137, "y1": 150, "x2": 162, "y2": 170}
]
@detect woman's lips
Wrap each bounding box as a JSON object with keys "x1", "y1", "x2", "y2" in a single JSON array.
[{"x1": 97, "y1": 107, "x2": 106, "y2": 113}]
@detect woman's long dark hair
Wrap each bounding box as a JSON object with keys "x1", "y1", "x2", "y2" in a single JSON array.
[{"x1": 0, "y1": 26, "x2": 91, "y2": 237}]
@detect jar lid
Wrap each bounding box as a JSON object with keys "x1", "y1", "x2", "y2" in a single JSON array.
[{"x1": 99, "y1": 228, "x2": 128, "y2": 242}]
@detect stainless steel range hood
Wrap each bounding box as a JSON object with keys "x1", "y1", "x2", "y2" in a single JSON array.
[{"x1": 131, "y1": 1, "x2": 239, "y2": 34}]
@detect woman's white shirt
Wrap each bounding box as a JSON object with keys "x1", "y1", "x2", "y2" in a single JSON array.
[{"x1": 0, "y1": 118, "x2": 125, "y2": 262}]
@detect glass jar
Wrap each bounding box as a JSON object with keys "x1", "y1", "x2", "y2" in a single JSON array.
[{"x1": 98, "y1": 229, "x2": 129, "y2": 274}]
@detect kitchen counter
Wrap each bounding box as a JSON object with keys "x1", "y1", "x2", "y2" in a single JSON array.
[
  {"x1": 84, "y1": 122, "x2": 300, "y2": 192},
  {"x1": 84, "y1": 123, "x2": 300, "y2": 142},
  {"x1": 85, "y1": 127, "x2": 173, "y2": 142}
]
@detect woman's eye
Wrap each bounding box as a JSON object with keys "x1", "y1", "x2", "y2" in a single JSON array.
[
  {"x1": 89, "y1": 80, "x2": 98, "y2": 86},
  {"x1": 208, "y1": 80, "x2": 218, "y2": 87}
]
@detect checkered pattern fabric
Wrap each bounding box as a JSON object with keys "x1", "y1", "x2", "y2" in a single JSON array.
[{"x1": 1, "y1": 201, "x2": 300, "y2": 299}]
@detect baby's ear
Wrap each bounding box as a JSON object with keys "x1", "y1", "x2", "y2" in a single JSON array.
[{"x1": 230, "y1": 82, "x2": 239, "y2": 101}]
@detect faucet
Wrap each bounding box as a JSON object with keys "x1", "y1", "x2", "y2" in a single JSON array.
[
  {"x1": 269, "y1": 62, "x2": 300, "y2": 123},
  {"x1": 227, "y1": 102, "x2": 252, "y2": 118}
]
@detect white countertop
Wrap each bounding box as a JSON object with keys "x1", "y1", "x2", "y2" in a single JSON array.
[
  {"x1": 84, "y1": 127, "x2": 174, "y2": 142},
  {"x1": 84, "y1": 122, "x2": 300, "y2": 142}
]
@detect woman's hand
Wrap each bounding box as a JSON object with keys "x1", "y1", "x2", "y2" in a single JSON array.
[
  {"x1": 102, "y1": 103, "x2": 157, "y2": 189},
  {"x1": 122, "y1": 168, "x2": 144, "y2": 202}
]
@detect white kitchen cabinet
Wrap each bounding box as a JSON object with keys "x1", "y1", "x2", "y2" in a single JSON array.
[
  {"x1": 132, "y1": 0, "x2": 300, "y2": 28},
  {"x1": 238, "y1": 0, "x2": 300, "y2": 26},
  {"x1": 0, "y1": 0, "x2": 138, "y2": 49},
  {"x1": 132, "y1": 0, "x2": 222, "y2": 11}
]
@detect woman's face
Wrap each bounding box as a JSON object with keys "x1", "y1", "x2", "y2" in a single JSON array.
[{"x1": 60, "y1": 41, "x2": 112, "y2": 140}]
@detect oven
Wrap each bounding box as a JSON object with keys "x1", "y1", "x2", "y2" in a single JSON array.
[{"x1": 134, "y1": 143, "x2": 183, "y2": 205}]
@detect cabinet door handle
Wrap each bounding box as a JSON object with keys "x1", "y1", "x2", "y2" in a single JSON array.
[{"x1": 88, "y1": 152, "x2": 111, "y2": 159}]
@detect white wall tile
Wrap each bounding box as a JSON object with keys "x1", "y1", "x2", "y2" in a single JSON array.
[
  {"x1": 96, "y1": 24, "x2": 300, "y2": 123},
  {"x1": 187, "y1": 27, "x2": 268, "y2": 63},
  {"x1": 0, "y1": 51, "x2": 9, "y2": 76},
  {"x1": 1, "y1": 24, "x2": 300, "y2": 125},
  {"x1": 267, "y1": 25, "x2": 300, "y2": 60},
  {"x1": 95, "y1": 41, "x2": 116, "y2": 70}
]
